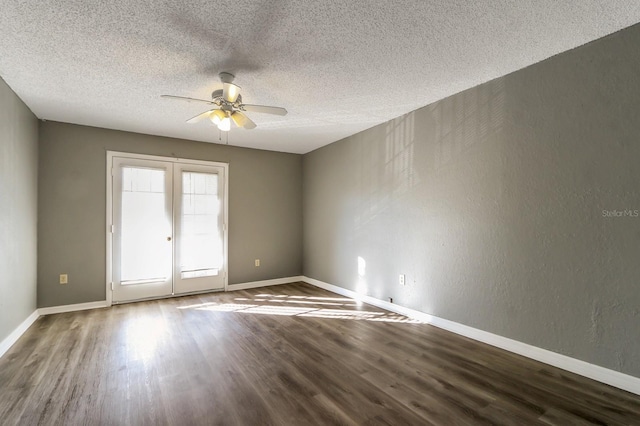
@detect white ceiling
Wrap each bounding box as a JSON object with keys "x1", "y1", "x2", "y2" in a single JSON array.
[{"x1": 1, "y1": 1, "x2": 639, "y2": 154}]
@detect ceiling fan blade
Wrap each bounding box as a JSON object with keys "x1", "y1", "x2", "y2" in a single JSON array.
[
  {"x1": 241, "y1": 104, "x2": 288, "y2": 116},
  {"x1": 161, "y1": 95, "x2": 214, "y2": 105},
  {"x1": 186, "y1": 110, "x2": 215, "y2": 124},
  {"x1": 231, "y1": 111, "x2": 257, "y2": 130},
  {"x1": 223, "y1": 82, "x2": 241, "y2": 103}
]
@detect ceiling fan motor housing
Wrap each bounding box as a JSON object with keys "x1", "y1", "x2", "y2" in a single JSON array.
[{"x1": 212, "y1": 89, "x2": 242, "y2": 106}]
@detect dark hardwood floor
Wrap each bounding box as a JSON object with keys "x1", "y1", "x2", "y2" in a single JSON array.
[{"x1": 1, "y1": 282, "x2": 639, "y2": 425}]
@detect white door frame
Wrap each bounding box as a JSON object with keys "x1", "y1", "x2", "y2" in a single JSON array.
[{"x1": 106, "y1": 151, "x2": 229, "y2": 306}]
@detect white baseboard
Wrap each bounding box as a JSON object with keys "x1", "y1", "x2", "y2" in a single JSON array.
[
  {"x1": 302, "y1": 276, "x2": 640, "y2": 396},
  {"x1": 38, "y1": 300, "x2": 109, "y2": 316},
  {"x1": 37, "y1": 277, "x2": 304, "y2": 315},
  {"x1": 0, "y1": 310, "x2": 40, "y2": 358},
  {"x1": 227, "y1": 276, "x2": 304, "y2": 291}
]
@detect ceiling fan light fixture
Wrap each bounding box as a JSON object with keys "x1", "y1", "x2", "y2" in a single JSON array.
[
  {"x1": 209, "y1": 109, "x2": 226, "y2": 125},
  {"x1": 217, "y1": 116, "x2": 231, "y2": 132}
]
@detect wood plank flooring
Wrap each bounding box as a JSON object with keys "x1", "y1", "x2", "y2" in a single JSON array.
[{"x1": 1, "y1": 282, "x2": 639, "y2": 425}]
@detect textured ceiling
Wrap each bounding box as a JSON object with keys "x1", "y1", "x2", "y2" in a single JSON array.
[{"x1": 1, "y1": 1, "x2": 639, "y2": 154}]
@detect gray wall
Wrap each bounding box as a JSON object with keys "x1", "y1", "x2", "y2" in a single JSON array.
[
  {"x1": 38, "y1": 122, "x2": 302, "y2": 307},
  {"x1": 0, "y1": 78, "x2": 38, "y2": 342},
  {"x1": 303, "y1": 25, "x2": 640, "y2": 377}
]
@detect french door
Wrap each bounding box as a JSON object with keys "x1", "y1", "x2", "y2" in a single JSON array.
[{"x1": 108, "y1": 153, "x2": 227, "y2": 303}]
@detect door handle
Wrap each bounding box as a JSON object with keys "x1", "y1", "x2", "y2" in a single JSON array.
[{"x1": 167, "y1": 236, "x2": 172, "y2": 241}]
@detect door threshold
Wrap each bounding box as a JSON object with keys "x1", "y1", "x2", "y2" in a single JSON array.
[{"x1": 112, "y1": 287, "x2": 226, "y2": 305}]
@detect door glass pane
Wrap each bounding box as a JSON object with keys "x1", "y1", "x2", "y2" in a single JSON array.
[
  {"x1": 121, "y1": 167, "x2": 170, "y2": 284},
  {"x1": 181, "y1": 171, "x2": 222, "y2": 279}
]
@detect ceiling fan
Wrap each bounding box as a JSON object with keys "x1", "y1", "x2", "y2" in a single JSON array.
[{"x1": 161, "y1": 72, "x2": 287, "y2": 131}]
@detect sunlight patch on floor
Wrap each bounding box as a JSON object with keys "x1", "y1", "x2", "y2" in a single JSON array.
[{"x1": 178, "y1": 293, "x2": 421, "y2": 323}]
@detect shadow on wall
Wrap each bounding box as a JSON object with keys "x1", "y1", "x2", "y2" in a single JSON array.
[
  {"x1": 430, "y1": 80, "x2": 506, "y2": 173},
  {"x1": 346, "y1": 79, "x2": 507, "y2": 305},
  {"x1": 354, "y1": 80, "x2": 506, "y2": 232}
]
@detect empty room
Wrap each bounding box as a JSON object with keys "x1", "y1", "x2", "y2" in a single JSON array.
[{"x1": 1, "y1": 1, "x2": 640, "y2": 424}]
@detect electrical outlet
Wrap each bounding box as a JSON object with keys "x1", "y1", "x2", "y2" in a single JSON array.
[
  {"x1": 59, "y1": 274, "x2": 68, "y2": 285},
  {"x1": 255, "y1": 259, "x2": 260, "y2": 267},
  {"x1": 399, "y1": 274, "x2": 405, "y2": 286}
]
